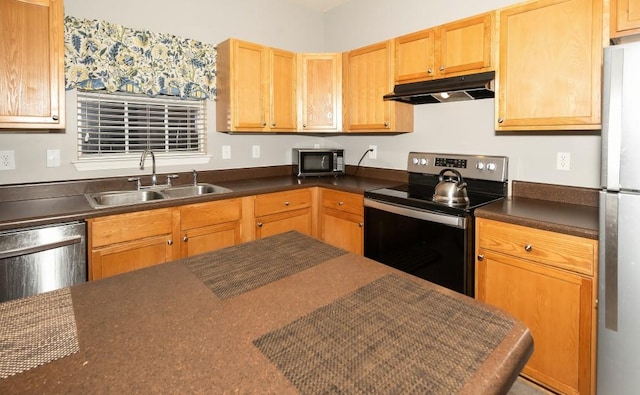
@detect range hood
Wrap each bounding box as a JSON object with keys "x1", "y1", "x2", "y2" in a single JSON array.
[{"x1": 383, "y1": 71, "x2": 495, "y2": 105}]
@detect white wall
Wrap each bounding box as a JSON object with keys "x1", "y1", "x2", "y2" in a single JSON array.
[
  {"x1": 0, "y1": 0, "x2": 602, "y2": 189},
  {"x1": 322, "y1": 0, "x2": 602, "y2": 188}
]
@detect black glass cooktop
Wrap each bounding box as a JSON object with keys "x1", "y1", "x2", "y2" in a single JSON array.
[{"x1": 364, "y1": 183, "x2": 505, "y2": 217}]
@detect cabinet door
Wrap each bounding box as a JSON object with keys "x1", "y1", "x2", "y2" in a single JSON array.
[
  {"x1": 343, "y1": 40, "x2": 393, "y2": 131},
  {"x1": 394, "y1": 29, "x2": 437, "y2": 83},
  {"x1": 321, "y1": 209, "x2": 363, "y2": 255},
  {"x1": 256, "y1": 208, "x2": 312, "y2": 239},
  {"x1": 298, "y1": 53, "x2": 342, "y2": 131},
  {"x1": 476, "y1": 250, "x2": 594, "y2": 394},
  {"x1": 436, "y1": 12, "x2": 494, "y2": 78},
  {"x1": 0, "y1": 0, "x2": 65, "y2": 129},
  {"x1": 181, "y1": 222, "x2": 241, "y2": 258},
  {"x1": 611, "y1": 0, "x2": 640, "y2": 38},
  {"x1": 90, "y1": 235, "x2": 174, "y2": 280},
  {"x1": 270, "y1": 48, "x2": 297, "y2": 131},
  {"x1": 231, "y1": 40, "x2": 268, "y2": 131},
  {"x1": 496, "y1": 0, "x2": 602, "y2": 131}
]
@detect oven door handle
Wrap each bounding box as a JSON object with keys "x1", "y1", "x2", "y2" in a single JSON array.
[{"x1": 364, "y1": 198, "x2": 467, "y2": 229}]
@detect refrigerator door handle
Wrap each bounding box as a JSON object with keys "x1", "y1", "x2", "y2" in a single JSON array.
[
  {"x1": 601, "y1": 46, "x2": 624, "y2": 191},
  {"x1": 601, "y1": 192, "x2": 619, "y2": 331}
]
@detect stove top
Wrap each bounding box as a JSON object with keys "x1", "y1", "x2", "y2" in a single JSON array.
[{"x1": 364, "y1": 152, "x2": 509, "y2": 216}]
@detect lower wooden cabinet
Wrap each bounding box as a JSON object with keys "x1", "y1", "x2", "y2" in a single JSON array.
[
  {"x1": 319, "y1": 189, "x2": 364, "y2": 255},
  {"x1": 253, "y1": 188, "x2": 314, "y2": 239},
  {"x1": 475, "y1": 218, "x2": 597, "y2": 394},
  {"x1": 178, "y1": 199, "x2": 242, "y2": 258},
  {"x1": 87, "y1": 208, "x2": 177, "y2": 280}
]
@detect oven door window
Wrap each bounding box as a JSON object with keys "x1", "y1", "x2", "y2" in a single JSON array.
[{"x1": 364, "y1": 206, "x2": 472, "y2": 295}]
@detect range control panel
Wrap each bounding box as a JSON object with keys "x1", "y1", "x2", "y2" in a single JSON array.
[{"x1": 407, "y1": 152, "x2": 508, "y2": 182}]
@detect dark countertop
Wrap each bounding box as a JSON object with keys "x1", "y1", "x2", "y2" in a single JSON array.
[
  {"x1": 0, "y1": 171, "x2": 402, "y2": 232},
  {"x1": 0, "y1": 232, "x2": 533, "y2": 394},
  {"x1": 475, "y1": 181, "x2": 599, "y2": 239}
]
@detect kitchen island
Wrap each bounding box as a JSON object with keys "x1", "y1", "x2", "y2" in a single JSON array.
[{"x1": 0, "y1": 231, "x2": 532, "y2": 394}]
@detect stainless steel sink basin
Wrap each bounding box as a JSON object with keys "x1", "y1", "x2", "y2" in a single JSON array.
[
  {"x1": 161, "y1": 183, "x2": 232, "y2": 198},
  {"x1": 85, "y1": 183, "x2": 232, "y2": 208},
  {"x1": 85, "y1": 190, "x2": 168, "y2": 208}
]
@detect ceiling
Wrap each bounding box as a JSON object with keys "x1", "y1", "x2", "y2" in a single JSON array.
[{"x1": 287, "y1": 0, "x2": 351, "y2": 12}]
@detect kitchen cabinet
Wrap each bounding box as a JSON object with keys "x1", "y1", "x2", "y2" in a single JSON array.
[
  {"x1": 342, "y1": 40, "x2": 414, "y2": 132},
  {"x1": 319, "y1": 189, "x2": 363, "y2": 255},
  {"x1": 87, "y1": 208, "x2": 178, "y2": 280},
  {"x1": 0, "y1": 0, "x2": 65, "y2": 129},
  {"x1": 496, "y1": 0, "x2": 602, "y2": 131},
  {"x1": 394, "y1": 12, "x2": 495, "y2": 84},
  {"x1": 178, "y1": 198, "x2": 242, "y2": 258},
  {"x1": 611, "y1": 0, "x2": 640, "y2": 39},
  {"x1": 253, "y1": 188, "x2": 315, "y2": 239},
  {"x1": 476, "y1": 218, "x2": 597, "y2": 394},
  {"x1": 297, "y1": 53, "x2": 342, "y2": 132},
  {"x1": 216, "y1": 38, "x2": 297, "y2": 132}
]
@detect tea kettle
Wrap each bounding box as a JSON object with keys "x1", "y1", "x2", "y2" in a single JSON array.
[{"x1": 433, "y1": 168, "x2": 470, "y2": 205}]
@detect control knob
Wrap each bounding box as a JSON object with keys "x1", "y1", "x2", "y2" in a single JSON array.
[
  {"x1": 420, "y1": 158, "x2": 428, "y2": 165},
  {"x1": 486, "y1": 163, "x2": 497, "y2": 171},
  {"x1": 412, "y1": 157, "x2": 420, "y2": 165},
  {"x1": 476, "y1": 162, "x2": 485, "y2": 170}
]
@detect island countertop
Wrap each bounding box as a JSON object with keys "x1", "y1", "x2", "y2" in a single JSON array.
[{"x1": 0, "y1": 232, "x2": 532, "y2": 394}]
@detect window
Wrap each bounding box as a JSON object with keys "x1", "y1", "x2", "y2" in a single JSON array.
[{"x1": 77, "y1": 91, "x2": 206, "y2": 162}]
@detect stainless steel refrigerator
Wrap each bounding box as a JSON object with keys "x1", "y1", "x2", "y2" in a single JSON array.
[{"x1": 598, "y1": 41, "x2": 640, "y2": 393}]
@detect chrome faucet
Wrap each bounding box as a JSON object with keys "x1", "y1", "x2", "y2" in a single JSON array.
[
  {"x1": 192, "y1": 169, "x2": 198, "y2": 186},
  {"x1": 139, "y1": 149, "x2": 157, "y2": 186}
]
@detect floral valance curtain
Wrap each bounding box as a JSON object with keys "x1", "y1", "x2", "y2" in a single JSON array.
[{"x1": 64, "y1": 16, "x2": 217, "y2": 99}]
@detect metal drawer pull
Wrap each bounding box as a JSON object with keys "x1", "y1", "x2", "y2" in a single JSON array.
[
  {"x1": 524, "y1": 244, "x2": 533, "y2": 252},
  {"x1": 257, "y1": 222, "x2": 263, "y2": 227},
  {"x1": 284, "y1": 201, "x2": 290, "y2": 206},
  {"x1": 167, "y1": 240, "x2": 173, "y2": 245},
  {"x1": 183, "y1": 236, "x2": 188, "y2": 242},
  {"x1": 477, "y1": 254, "x2": 484, "y2": 261},
  {"x1": 338, "y1": 201, "x2": 344, "y2": 206}
]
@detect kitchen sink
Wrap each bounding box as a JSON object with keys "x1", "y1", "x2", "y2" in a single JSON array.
[
  {"x1": 161, "y1": 183, "x2": 232, "y2": 198},
  {"x1": 85, "y1": 183, "x2": 232, "y2": 208}
]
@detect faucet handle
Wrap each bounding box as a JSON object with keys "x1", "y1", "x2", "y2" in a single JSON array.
[
  {"x1": 128, "y1": 177, "x2": 141, "y2": 190},
  {"x1": 192, "y1": 169, "x2": 198, "y2": 186},
  {"x1": 166, "y1": 174, "x2": 179, "y2": 187}
]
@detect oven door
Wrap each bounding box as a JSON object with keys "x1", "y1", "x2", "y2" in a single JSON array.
[{"x1": 364, "y1": 198, "x2": 474, "y2": 296}]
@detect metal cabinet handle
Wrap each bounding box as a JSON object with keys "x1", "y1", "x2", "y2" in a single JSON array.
[
  {"x1": 439, "y1": 65, "x2": 445, "y2": 71},
  {"x1": 524, "y1": 244, "x2": 533, "y2": 252},
  {"x1": 338, "y1": 201, "x2": 344, "y2": 206},
  {"x1": 52, "y1": 115, "x2": 59, "y2": 121},
  {"x1": 477, "y1": 254, "x2": 485, "y2": 261},
  {"x1": 384, "y1": 122, "x2": 389, "y2": 127},
  {"x1": 427, "y1": 68, "x2": 433, "y2": 74},
  {"x1": 183, "y1": 236, "x2": 188, "y2": 242},
  {"x1": 257, "y1": 222, "x2": 263, "y2": 227},
  {"x1": 167, "y1": 240, "x2": 173, "y2": 245},
  {"x1": 262, "y1": 122, "x2": 267, "y2": 127},
  {"x1": 284, "y1": 201, "x2": 290, "y2": 206},
  {"x1": 358, "y1": 222, "x2": 364, "y2": 227},
  {"x1": 303, "y1": 124, "x2": 307, "y2": 128},
  {"x1": 271, "y1": 122, "x2": 276, "y2": 127},
  {"x1": 498, "y1": 118, "x2": 504, "y2": 124}
]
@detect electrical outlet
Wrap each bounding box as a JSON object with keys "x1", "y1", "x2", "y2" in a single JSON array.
[
  {"x1": 0, "y1": 150, "x2": 16, "y2": 170},
  {"x1": 47, "y1": 149, "x2": 61, "y2": 167},
  {"x1": 368, "y1": 145, "x2": 377, "y2": 159},
  {"x1": 252, "y1": 145, "x2": 260, "y2": 158},
  {"x1": 557, "y1": 152, "x2": 571, "y2": 171},
  {"x1": 222, "y1": 145, "x2": 231, "y2": 160}
]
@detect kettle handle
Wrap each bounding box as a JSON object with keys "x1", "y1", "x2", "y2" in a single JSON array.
[{"x1": 438, "y1": 168, "x2": 465, "y2": 184}]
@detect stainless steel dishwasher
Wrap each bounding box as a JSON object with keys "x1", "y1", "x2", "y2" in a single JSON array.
[{"x1": 0, "y1": 221, "x2": 87, "y2": 303}]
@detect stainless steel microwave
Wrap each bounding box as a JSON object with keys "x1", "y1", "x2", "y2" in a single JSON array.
[{"x1": 293, "y1": 148, "x2": 345, "y2": 177}]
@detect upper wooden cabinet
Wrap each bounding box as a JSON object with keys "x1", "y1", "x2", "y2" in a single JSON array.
[
  {"x1": 343, "y1": 40, "x2": 413, "y2": 132},
  {"x1": 395, "y1": 12, "x2": 495, "y2": 84},
  {"x1": 496, "y1": 0, "x2": 603, "y2": 131},
  {"x1": 298, "y1": 53, "x2": 342, "y2": 132},
  {"x1": 216, "y1": 38, "x2": 297, "y2": 132},
  {"x1": 611, "y1": 0, "x2": 640, "y2": 39},
  {"x1": 0, "y1": 0, "x2": 65, "y2": 130}
]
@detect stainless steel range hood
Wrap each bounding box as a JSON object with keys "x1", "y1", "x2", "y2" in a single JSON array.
[{"x1": 383, "y1": 71, "x2": 495, "y2": 104}]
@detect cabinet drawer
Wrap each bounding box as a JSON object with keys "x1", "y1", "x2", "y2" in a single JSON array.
[
  {"x1": 89, "y1": 208, "x2": 174, "y2": 248},
  {"x1": 322, "y1": 189, "x2": 363, "y2": 216},
  {"x1": 255, "y1": 189, "x2": 312, "y2": 217},
  {"x1": 180, "y1": 198, "x2": 242, "y2": 230},
  {"x1": 477, "y1": 218, "x2": 596, "y2": 276}
]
